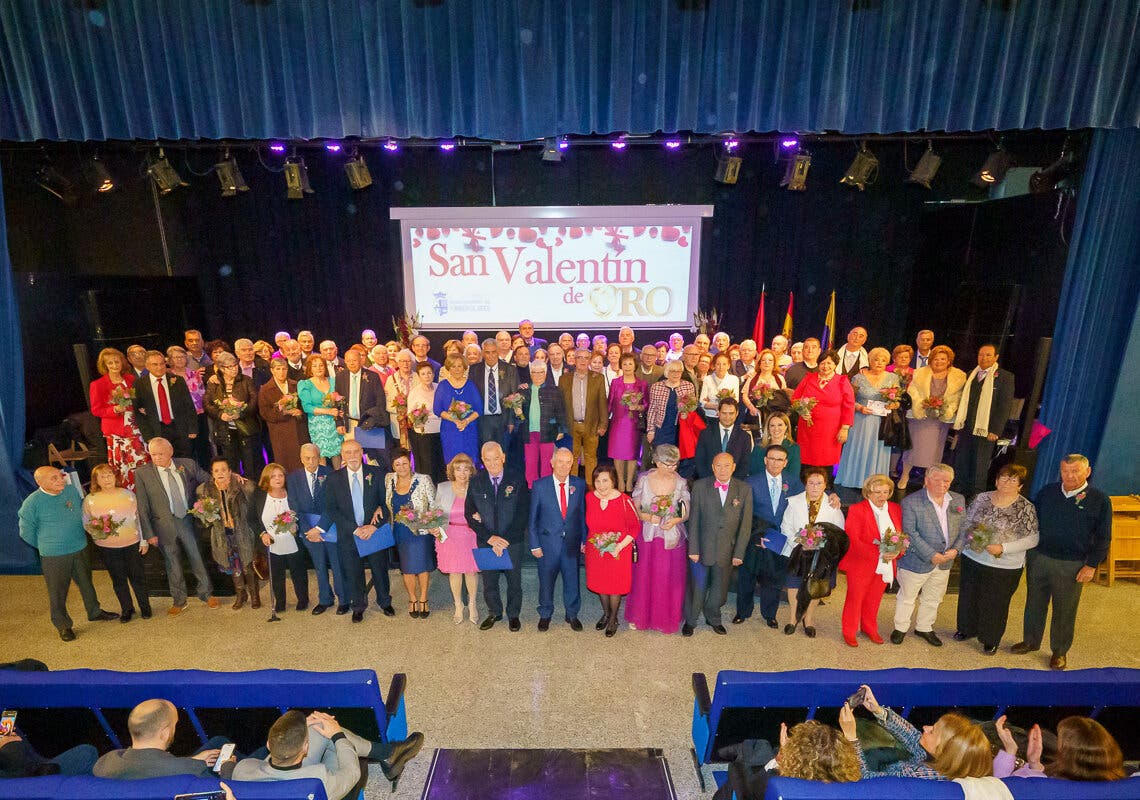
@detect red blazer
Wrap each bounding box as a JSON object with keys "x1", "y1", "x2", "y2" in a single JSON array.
[
  {"x1": 89, "y1": 373, "x2": 136, "y2": 437},
  {"x1": 839, "y1": 499, "x2": 903, "y2": 576}
]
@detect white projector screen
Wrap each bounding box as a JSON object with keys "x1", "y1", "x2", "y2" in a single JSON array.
[{"x1": 390, "y1": 205, "x2": 713, "y2": 330}]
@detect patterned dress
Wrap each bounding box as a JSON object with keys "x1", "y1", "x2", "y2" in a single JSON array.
[{"x1": 298, "y1": 378, "x2": 343, "y2": 458}]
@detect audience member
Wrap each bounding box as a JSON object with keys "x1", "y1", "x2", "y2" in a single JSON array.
[{"x1": 93, "y1": 699, "x2": 235, "y2": 779}]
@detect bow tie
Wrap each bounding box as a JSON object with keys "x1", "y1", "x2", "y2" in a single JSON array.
[{"x1": 715, "y1": 481, "x2": 729, "y2": 490}]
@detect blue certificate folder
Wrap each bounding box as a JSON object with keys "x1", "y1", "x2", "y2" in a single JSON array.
[
  {"x1": 688, "y1": 558, "x2": 708, "y2": 588},
  {"x1": 762, "y1": 531, "x2": 788, "y2": 553},
  {"x1": 302, "y1": 513, "x2": 336, "y2": 543},
  {"x1": 472, "y1": 548, "x2": 513, "y2": 571},
  {"x1": 355, "y1": 523, "x2": 395, "y2": 556}
]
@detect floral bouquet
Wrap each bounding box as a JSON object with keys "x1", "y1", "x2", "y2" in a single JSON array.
[
  {"x1": 878, "y1": 386, "x2": 902, "y2": 408},
  {"x1": 589, "y1": 531, "x2": 622, "y2": 556},
  {"x1": 271, "y1": 509, "x2": 298, "y2": 537},
  {"x1": 644, "y1": 494, "x2": 674, "y2": 521},
  {"x1": 189, "y1": 497, "x2": 221, "y2": 526},
  {"x1": 715, "y1": 388, "x2": 736, "y2": 403},
  {"x1": 275, "y1": 393, "x2": 299, "y2": 413},
  {"x1": 110, "y1": 384, "x2": 135, "y2": 414},
  {"x1": 447, "y1": 399, "x2": 473, "y2": 420},
  {"x1": 967, "y1": 523, "x2": 996, "y2": 552},
  {"x1": 750, "y1": 385, "x2": 776, "y2": 407},
  {"x1": 791, "y1": 397, "x2": 819, "y2": 425},
  {"x1": 794, "y1": 523, "x2": 826, "y2": 551},
  {"x1": 678, "y1": 393, "x2": 699, "y2": 419},
  {"x1": 409, "y1": 405, "x2": 431, "y2": 433},
  {"x1": 922, "y1": 396, "x2": 945, "y2": 418},
  {"x1": 395, "y1": 505, "x2": 448, "y2": 540},
  {"x1": 322, "y1": 391, "x2": 344, "y2": 409},
  {"x1": 84, "y1": 513, "x2": 123, "y2": 541},
  {"x1": 873, "y1": 527, "x2": 910, "y2": 556},
  {"x1": 620, "y1": 389, "x2": 644, "y2": 417},
  {"x1": 392, "y1": 312, "x2": 422, "y2": 350},
  {"x1": 216, "y1": 396, "x2": 247, "y2": 417},
  {"x1": 501, "y1": 392, "x2": 525, "y2": 419}
]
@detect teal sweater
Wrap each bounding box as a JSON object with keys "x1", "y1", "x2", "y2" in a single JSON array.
[{"x1": 18, "y1": 485, "x2": 88, "y2": 556}]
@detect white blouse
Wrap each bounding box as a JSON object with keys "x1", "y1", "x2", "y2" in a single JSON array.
[
  {"x1": 700, "y1": 373, "x2": 741, "y2": 417},
  {"x1": 779, "y1": 492, "x2": 846, "y2": 558},
  {"x1": 261, "y1": 493, "x2": 299, "y2": 555},
  {"x1": 407, "y1": 382, "x2": 442, "y2": 434}
]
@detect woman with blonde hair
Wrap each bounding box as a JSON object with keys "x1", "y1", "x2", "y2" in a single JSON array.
[
  {"x1": 384, "y1": 447, "x2": 437, "y2": 618},
  {"x1": 82, "y1": 463, "x2": 151, "y2": 621},
  {"x1": 247, "y1": 462, "x2": 308, "y2": 613},
  {"x1": 898, "y1": 344, "x2": 967, "y2": 489},
  {"x1": 432, "y1": 453, "x2": 480, "y2": 624},
  {"x1": 839, "y1": 474, "x2": 902, "y2": 646},
  {"x1": 89, "y1": 347, "x2": 149, "y2": 490},
  {"x1": 836, "y1": 347, "x2": 900, "y2": 489},
  {"x1": 715, "y1": 719, "x2": 860, "y2": 800}
]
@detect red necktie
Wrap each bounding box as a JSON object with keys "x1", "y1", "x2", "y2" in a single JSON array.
[
  {"x1": 157, "y1": 379, "x2": 172, "y2": 425},
  {"x1": 558, "y1": 481, "x2": 567, "y2": 518}
]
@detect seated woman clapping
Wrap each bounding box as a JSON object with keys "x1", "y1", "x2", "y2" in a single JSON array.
[{"x1": 994, "y1": 714, "x2": 1125, "y2": 781}]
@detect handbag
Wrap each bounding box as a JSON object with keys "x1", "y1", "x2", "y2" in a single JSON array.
[
  {"x1": 878, "y1": 409, "x2": 912, "y2": 449},
  {"x1": 804, "y1": 549, "x2": 832, "y2": 599},
  {"x1": 250, "y1": 553, "x2": 270, "y2": 581}
]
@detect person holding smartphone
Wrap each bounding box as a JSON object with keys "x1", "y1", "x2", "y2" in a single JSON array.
[
  {"x1": 0, "y1": 712, "x2": 99, "y2": 777},
  {"x1": 94, "y1": 699, "x2": 236, "y2": 780}
]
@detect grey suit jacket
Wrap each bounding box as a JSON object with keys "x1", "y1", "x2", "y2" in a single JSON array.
[
  {"x1": 898, "y1": 488, "x2": 966, "y2": 574},
  {"x1": 687, "y1": 476, "x2": 753, "y2": 567},
  {"x1": 134, "y1": 459, "x2": 211, "y2": 541}
]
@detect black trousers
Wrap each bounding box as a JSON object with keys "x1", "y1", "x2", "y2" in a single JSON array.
[
  {"x1": 482, "y1": 542, "x2": 524, "y2": 618},
  {"x1": 479, "y1": 412, "x2": 510, "y2": 453},
  {"x1": 98, "y1": 545, "x2": 151, "y2": 615},
  {"x1": 218, "y1": 431, "x2": 264, "y2": 478},
  {"x1": 153, "y1": 422, "x2": 194, "y2": 460},
  {"x1": 953, "y1": 433, "x2": 996, "y2": 499},
  {"x1": 337, "y1": 538, "x2": 392, "y2": 612},
  {"x1": 736, "y1": 549, "x2": 789, "y2": 622},
  {"x1": 956, "y1": 555, "x2": 1022, "y2": 648},
  {"x1": 269, "y1": 548, "x2": 310, "y2": 610}
]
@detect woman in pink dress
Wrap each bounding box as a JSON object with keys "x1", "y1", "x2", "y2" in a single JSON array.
[
  {"x1": 607, "y1": 353, "x2": 648, "y2": 493},
  {"x1": 626, "y1": 444, "x2": 691, "y2": 634},
  {"x1": 791, "y1": 349, "x2": 855, "y2": 473},
  {"x1": 432, "y1": 453, "x2": 480, "y2": 624}
]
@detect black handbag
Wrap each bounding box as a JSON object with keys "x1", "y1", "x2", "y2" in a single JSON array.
[{"x1": 878, "y1": 409, "x2": 912, "y2": 449}]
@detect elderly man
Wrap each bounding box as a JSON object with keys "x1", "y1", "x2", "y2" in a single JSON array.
[
  {"x1": 693, "y1": 333, "x2": 711, "y2": 355},
  {"x1": 770, "y1": 334, "x2": 792, "y2": 372},
  {"x1": 234, "y1": 338, "x2": 270, "y2": 391},
  {"x1": 290, "y1": 443, "x2": 348, "y2": 615},
  {"x1": 591, "y1": 334, "x2": 608, "y2": 356},
  {"x1": 518, "y1": 319, "x2": 547, "y2": 356},
  {"x1": 637, "y1": 343, "x2": 663, "y2": 384},
  {"x1": 528, "y1": 448, "x2": 587, "y2": 631},
  {"x1": 684, "y1": 452, "x2": 752, "y2": 635},
  {"x1": 18, "y1": 467, "x2": 118, "y2": 639},
  {"x1": 470, "y1": 338, "x2": 519, "y2": 450},
  {"x1": 891, "y1": 464, "x2": 965, "y2": 646},
  {"x1": 617, "y1": 326, "x2": 637, "y2": 355},
  {"x1": 838, "y1": 327, "x2": 869, "y2": 378},
  {"x1": 953, "y1": 344, "x2": 1015, "y2": 499},
  {"x1": 495, "y1": 330, "x2": 514, "y2": 363},
  {"x1": 557, "y1": 332, "x2": 576, "y2": 353},
  {"x1": 361, "y1": 329, "x2": 379, "y2": 353},
  {"x1": 914, "y1": 329, "x2": 935, "y2": 368},
  {"x1": 410, "y1": 335, "x2": 441, "y2": 379},
  {"x1": 711, "y1": 331, "x2": 731, "y2": 355},
  {"x1": 1012, "y1": 455, "x2": 1113, "y2": 670},
  {"x1": 94, "y1": 699, "x2": 234, "y2": 779},
  {"x1": 133, "y1": 350, "x2": 198, "y2": 457},
  {"x1": 731, "y1": 339, "x2": 758, "y2": 378},
  {"x1": 559, "y1": 349, "x2": 608, "y2": 486},
  {"x1": 183, "y1": 330, "x2": 211, "y2": 372},
  {"x1": 282, "y1": 339, "x2": 307, "y2": 382},
  {"x1": 297, "y1": 330, "x2": 316, "y2": 359},
  {"x1": 126, "y1": 344, "x2": 149, "y2": 378},
  {"x1": 271, "y1": 330, "x2": 290, "y2": 358},
  {"x1": 320, "y1": 340, "x2": 345, "y2": 375},
  {"x1": 784, "y1": 338, "x2": 820, "y2": 390},
  {"x1": 679, "y1": 345, "x2": 702, "y2": 387},
  {"x1": 334, "y1": 349, "x2": 388, "y2": 458}
]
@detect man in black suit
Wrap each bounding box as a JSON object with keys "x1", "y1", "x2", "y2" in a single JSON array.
[
  {"x1": 335, "y1": 349, "x2": 390, "y2": 461},
  {"x1": 469, "y1": 338, "x2": 520, "y2": 451},
  {"x1": 320, "y1": 340, "x2": 346, "y2": 375},
  {"x1": 518, "y1": 319, "x2": 547, "y2": 357},
  {"x1": 465, "y1": 441, "x2": 530, "y2": 631},
  {"x1": 126, "y1": 344, "x2": 149, "y2": 379},
  {"x1": 694, "y1": 398, "x2": 753, "y2": 480},
  {"x1": 134, "y1": 351, "x2": 198, "y2": 458},
  {"x1": 234, "y1": 339, "x2": 271, "y2": 393},
  {"x1": 952, "y1": 344, "x2": 1015, "y2": 498},
  {"x1": 287, "y1": 444, "x2": 347, "y2": 615},
  {"x1": 282, "y1": 339, "x2": 307, "y2": 383},
  {"x1": 306, "y1": 440, "x2": 394, "y2": 623}
]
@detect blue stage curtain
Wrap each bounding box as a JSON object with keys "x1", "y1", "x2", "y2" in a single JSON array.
[
  {"x1": 1032, "y1": 128, "x2": 1140, "y2": 494},
  {"x1": 0, "y1": 165, "x2": 34, "y2": 572},
  {"x1": 1, "y1": 0, "x2": 1138, "y2": 142}
]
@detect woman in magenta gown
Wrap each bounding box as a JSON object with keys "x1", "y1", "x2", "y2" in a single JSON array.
[
  {"x1": 607, "y1": 353, "x2": 648, "y2": 493},
  {"x1": 791, "y1": 349, "x2": 855, "y2": 472}
]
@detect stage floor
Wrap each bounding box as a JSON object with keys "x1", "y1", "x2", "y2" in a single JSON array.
[{"x1": 1, "y1": 568, "x2": 1138, "y2": 799}]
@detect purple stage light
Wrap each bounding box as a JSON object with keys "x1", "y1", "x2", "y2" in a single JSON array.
[
  {"x1": 665, "y1": 140, "x2": 682, "y2": 150},
  {"x1": 325, "y1": 142, "x2": 342, "y2": 152},
  {"x1": 724, "y1": 139, "x2": 740, "y2": 150},
  {"x1": 439, "y1": 141, "x2": 456, "y2": 151},
  {"x1": 383, "y1": 139, "x2": 399, "y2": 152},
  {"x1": 269, "y1": 142, "x2": 286, "y2": 153},
  {"x1": 558, "y1": 139, "x2": 569, "y2": 150},
  {"x1": 780, "y1": 137, "x2": 799, "y2": 149},
  {"x1": 611, "y1": 140, "x2": 627, "y2": 150}
]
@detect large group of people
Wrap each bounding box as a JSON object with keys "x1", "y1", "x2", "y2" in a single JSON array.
[{"x1": 17, "y1": 322, "x2": 1113, "y2": 672}]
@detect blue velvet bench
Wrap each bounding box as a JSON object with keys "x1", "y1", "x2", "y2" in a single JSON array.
[
  {"x1": 691, "y1": 668, "x2": 1140, "y2": 800},
  {"x1": 0, "y1": 668, "x2": 409, "y2": 800}
]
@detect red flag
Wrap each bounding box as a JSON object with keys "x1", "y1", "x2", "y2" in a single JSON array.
[
  {"x1": 751, "y1": 286, "x2": 767, "y2": 346},
  {"x1": 782, "y1": 292, "x2": 794, "y2": 340}
]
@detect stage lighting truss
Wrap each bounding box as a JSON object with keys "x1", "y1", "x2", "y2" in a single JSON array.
[
  {"x1": 839, "y1": 143, "x2": 879, "y2": 190},
  {"x1": 779, "y1": 149, "x2": 811, "y2": 191},
  {"x1": 973, "y1": 147, "x2": 1012, "y2": 187},
  {"x1": 345, "y1": 151, "x2": 373, "y2": 190},
  {"x1": 215, "y1": 151, "x2": 249, "y2": 196},
  {"x1": 284, "y1": 156, "x2": 314, "y2": 199},
  {"x1": 907, "y1": 142, "x2": 941, "y2": 189},
  {"x1": 148, "y1": 148, "x2": 188, "y2": 195}
]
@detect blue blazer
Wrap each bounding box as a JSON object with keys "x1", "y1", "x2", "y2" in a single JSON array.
[
  {"x1": 527, "y1": 474, "x2": 587, "y2": 552},
  {"x1": 746, "y1": 471, "x2": 803, "y2": 546},
  {"x1": 898, "y1": 488, "x2": 966, "y2": 574},
  {"x1": 286, "y1": 465, "x2": 332, "y2": 522}
]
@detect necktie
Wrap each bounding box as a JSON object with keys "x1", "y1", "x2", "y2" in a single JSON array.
[
  {"x1": 558, "y1": 481, "x2": 567, "y2": 518},
  {"x1": 770, "y1": 475, "x2": 780, "y2": 507},
  {"x1": 351, "y1": 472, "x2": 364, "y2": 526},
  {"x1": 164, "y1": 467, "x2": 186, "y2": 517},
  {"x1": 350, "y1": 372, "x2": 360, "y2": 419},
  {"x1": 721, "y1": 428, "x2": 730, "y2": 452},
  {"x1": 487, "y1": 368, "x2": 499, "y2": 415},
  {"x1": 308, "y1": 471, "x2": 316, "y2": 497},
  {"x1": 977, "y1": 370, "x2": 986, "y2": 383},
  {"x1": 492, "y1": 474, "x2": 501, "y2": 493},
  {"x1": 157, "y1": 379, "x2": 172, "y2": 425}
]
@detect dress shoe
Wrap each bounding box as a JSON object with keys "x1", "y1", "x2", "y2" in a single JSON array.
[
  {"x1": 605, "y1": 619, "x2": 618, "y2": 638},
  {"x1": 596, "y1": 615, "x2": 608, "y2": 631},
  {"x1": 865, "y1": 631, "x2": 884, "y2": 645},
  {"x1": 803, "y1": 625, "x2": 817, "y2": 638},
  {"x1": 206, "y1": 596, "x2": 220, "y2": 609},
  {"x1": 508, "y1": 617, "x2": 521, "y2": 632},
  {"x1": 351, "y1": 610, "x2": 364, "y2": 623},
  {"x1": 335, "y1": 604, "x2": 351, "y2": 615},
  {"x1": 381, "y1": 605, "x2": 396, "y2": 617},
  {"x1": 91, "y1": 610, "x2": 119, "y2": 622},
  {"x1": 983, "y1": 644, "x2": 999, "y2": 656},
  {"x1": 681, "y1": 624, "x2": 694, "y2": 637},
  {"x1": 1050, "y1": 653, "x2": 1067, "y2": 670},
  {"x1": 274, "y1": 603, "x2": 287, "y2": 614},
  {"x1": 731, "y1": 615, "x2": 746, "y2": 624},
  {"x1": 568, "y1": 618, "x2": 583, "y2": 632},
  {"x1": 537, "y1": 618, "x2": 551, "y2": 632},
  {"x1": 479, "y1": 614, "x2": 502, "y2": 631},
  {"x1": 1010, "y1": 641, "x2": 1039, "y2": 655},
  {"x1": 764, "y1": 618, "x2": 778, "y2": 629},
  {"x1": 381, "y1": 732, "x2": 424, "y2": 781},
  {"x1": 915, "y1": 630, "x2": 943, "y2": 647},
  {"x1": 119, "y1": 610, "x2": 134, "y2": 624},
  {"x1": 139, "y1": 608, "x2": 152, "y2": 619},
  {"x1": 312, "y1": 604, "x2": 329, "y2": 616},
  {"x1": 890, "y1": 629, "x2": 905, "y2": 645},
  {"x1": 783, "y1": 624, "x2": 796, "y2": 635},
  {"x1": 295, "y1": 601, "x2": 308, "y2": 612},
  {"x1": 953, "y1": 631, "x2": 971, "y2": 641},
  {"x1": 168, "y1": 604, "x2": 187, "y2": 617},
  {"x1": 844, "y1": 636, "x2": 858, "y2": 647},
  {"x1": 711, "y1": 624, "x2": 727, "y2": 635},
  {"x1": 59, "y1": 628, "x2": 76, "y2": 642}
]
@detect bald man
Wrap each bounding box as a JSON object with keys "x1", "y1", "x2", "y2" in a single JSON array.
[
  {"x1": 288, "y1": 444, "x2": 349, "y2": 614},
  {"x1": 94, "y1": 699, "x2": 235, "y2": 779},
  {"x1": 18, "y1": 467, "x2": 117, "y2": 640}
]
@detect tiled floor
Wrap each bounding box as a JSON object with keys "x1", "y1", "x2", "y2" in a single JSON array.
[{"x1": 1, "y1": 568, "x2": 1138, "y2": 799}]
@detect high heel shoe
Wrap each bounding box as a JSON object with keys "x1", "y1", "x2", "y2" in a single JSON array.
[
  {"x1": 408, "y1": 601, "x2": 418, "y2": 618},
  {"x1": 468, "y1": 602, "x2": 478, "y2": 624},
  {"x1": 418, "y1": 601, "x2": 430, "y2": 619},
  {"x1": 453, "y1": 604, "x2": 464, "y2": 624}
]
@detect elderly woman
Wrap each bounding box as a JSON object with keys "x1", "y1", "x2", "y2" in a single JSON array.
[
  {"x1": 297, "y1": 354, "x2": 343, "y2": 468},
  {"x1": 384, "y1": 447, "x2": 436, "y2": 618},
  {"x1": 434, "y1": 354, "x2": 482, "y2": 465},
  {"x1": 700, "y1": 353, "x2": 740, "y2": 420},
  {"x1": 196, "y1": 458, "x2": 260, "y2": 609},
  {"x1": 585, "y1": 463, "x2": 641, "y2": 637},
  {"x1": 248, "y1": 462, "x2": 308, "y2": 613},
  {"x1": 407, "y1": 362, "x2": 445, "y2": 483},
  {"x1": 385, "y1": 348, "x2": 415, "y2": 448},
  {"x1": 956, "y1": 463, "x2": 1039, "y2": 654},
  {"x1": 836, "y1": 347, "x2": 900, "y2": 489},
  {"x1": 252, "y1": 340, "x2": 274, "y2": 366},
  {"x1": 839, "y1": 474, "x2": 903, "y2": 646},
  {"x1": 626, "y1": 445, "x2": 691, "y2": 634},
  {"x1": 520, "y1": 361, "x2": 569, "y2": 487},
  {"x1": 167, "y1": 344, "x2": 209, "y2": 462},
  {"x1": 432, "y1": 453, "x2": 480, "y2": 624},
  {"x1": 257, "y1": 357, "x2": 309, "y2": 473},
  {"x1": 89, "y1": 347, "x2": 149, "y2": 490},
  {"x1": 204, "y1": 351, "x2": 262, "y2": 476},
  {"x1": 82, "y1": 463, "x2": 151, "y2": 620},
  {"x1": 780, "y1": 467, "x2": 846, "y2": 636},
  {"x1": 646, "y1": 360, "x2": 696, "y2": 451},
  {"x1": 464, "y1": 343, "x2": 482, "y2": 366},
  {"x1": 887, "y1": 344, "x2": 915, "y2": 389},
  {"x1": 607, "y1": 353, "x2": 649, "y2": 492},
  {"x1": 592, "y1": 334, "x2": 608, "y2": 356},
  {"x1": 897, "y1": 344, "x2": 967, "y2": 490},
  {"x1": 791, "y1": 350, "x2": 854, "y2": 472}
]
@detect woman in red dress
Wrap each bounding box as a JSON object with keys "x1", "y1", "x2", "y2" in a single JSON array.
[
  {"x1": 791, "y1": 349, "x2": 854, "y2": 473},
  {"x1": 585, "y1": 464, "x2": 641, "y2": 637},
  {"x1": 89, "y1": 347, "x2": 148, "y2": 490},
  {"x1": 839, "y1": 474, "x2": 903, "y2": 647}
]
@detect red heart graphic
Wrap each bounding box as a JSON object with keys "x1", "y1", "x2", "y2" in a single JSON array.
[
  {"x1": 427, "y1": 228, "x2": 441, "y2": 239},
  {"x1": 661, "y1": 226, "x2": 681, "y2": 242},
  {"x1": 569, "y1": 227, "x2": 583, "y2": 238},
  {"x1": 518, "y1": 228, "x2": 538, "y2": 243},
  {"x1": 678, "y1": 236, "x2": 689, "y2": 247}
]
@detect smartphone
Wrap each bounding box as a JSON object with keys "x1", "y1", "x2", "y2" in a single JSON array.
[
  {"x1": 213, "y1": 741, "x2": 236, "y2": 773},
  {"x1": 0, "y1": 710, "x2": 15, "y2": 736},
  {"x1": 173, "y1": 793, "x2": 225, "y2": 800},
  {"x1": 846, "y1": 686, "x2": 867, "y2": 709}
]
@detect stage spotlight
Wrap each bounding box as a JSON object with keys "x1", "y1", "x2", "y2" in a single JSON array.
[
  {"x1": 714, "y1": 144, "x2": 742, "y2": 184},
  {"x1": 542, "y1": 137, "x2": 563, "y2": 162},
  {"x1": 325, "y1": 142, "x2": 342, "y2": 153},
  {"x1": 973, "y1": 148, "x2": 1012, "y2": 186},
  {"x1": 383, "y1": 139, "x2": 399, "y2": 152},
  {"x1": 610, "y1": 137, "x2": 627, "y2": 150},
  {"x1": 907, "y1": 142, "x2": 942, "y2": 189},
  {"x1": 269, "y1": 142, "x2": 286, "y2": 153},
  {"x1": 665, "y1": 139, "x2": 682, "y2": 150},
  {"x1": 215, "y1": 152, "x2": 249, "y2": 197},
  {"x1": 345, "y1": 152, "x2": 373, "y2": 190},
  {"x1": 780, "y1": 137, "x2": 799, "y2": 150},
  {"x1": 439, "y1": 141, "x2": 456, "y2": 151},
  {"x1": 87, "y1": 156, "x2": 115, "y2": 193},
  {"x1": 148, "y1": 148, "x2": 188, "y2": 195},
  {"x1": 723, "y1": 138, "x2": 740, "y2": 151},
  {"x1": 839, "y1": 143, "x2": 879, "y2": 190},
  {"x1": 284, "y1": 157, "x2": 314, "y2": 199},
  {"x1": 37, "y1": 161, "x2": 79, "y2": 204},
  {"x1": 1030, "y1": 138, "x2": 1080, "y2": 193},
  {"x1": 780, "y1": 150, "x2": 811, "y2": 191}
]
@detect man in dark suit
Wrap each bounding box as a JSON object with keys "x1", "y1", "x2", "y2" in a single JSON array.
[
  {"x1": 134, "y1": 437, "x2": 218, "y2": 614},
  {"x1": 734, "y1": 445, "x2": 803, "y2": 626},
  {"x1": 468, "y1": 339, "x2": 520, "y2": 451},
  {"x1": 518, "y1": 319, "x2": 547, "y2": 357},
  {"x1": 320, "y1": 340, "x2": 346, "y2": 375},
  {"x1": 465, "y1": 441, "x2": 530, "y2": 631},
  {"x1": 134, "y1": 351, "x2": 198, "y2": 459},
  {"x1": 126, "y1": 344, "x2": 149, "y2": 379},
  {"x1": 694, "y1": 398, "x2": 753, "y2": 479},
  {"x1": 685, "y1": 452, "x2": 752, "y2": 635},
  {"x1": 335, "y1": 349, "x2": 390, "y2": 460},
  {"x1": 558, "y1": 349, "x2": 609, "y2": 487},
  {"x1": 528, "y1": 448, "x2": 587, "y2": 631},
  {"x1": 282, "y1": 339, "x2": 307, "y2": 383},
  {"x1": 952, "y1": 344, "x2": 1015, "y2": 498},
  {"x1": 288, "y1": 444, "x2": 348, "y2": 615},
  {"x1": 234, "y1": 339, "x2": 271, "y2": 393},
  {"x1": 308, "y1": 439, "x2": 394, "y2": 623}
]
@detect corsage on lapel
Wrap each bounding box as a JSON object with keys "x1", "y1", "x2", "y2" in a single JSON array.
[
  {"x1": 168, "y1": 376, "x2": 178, "y2": 387},
  {"x1": 567, "y1": 485, "x2": 576, "y2": 496},
  {"x1": 365, "y1": 473, "x2": 373, "y2": 486},
  {"x1": 782, "y1": 483, "x2": 789, "y2": 493},
  {"x1": 316, "y1": 473, "x2": 326, "y2": 485},
  {"x1": 731, "y1": 497, "x2": 741, "y2": 508},
  {"x1": 504, "y1": 485, "x2": 515, "y2": 498},
  {"x1": 1075, "y1": 490, "x2": 1087, "y2": 510}
]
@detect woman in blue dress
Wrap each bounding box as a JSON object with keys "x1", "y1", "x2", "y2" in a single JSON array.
[
  {"x1": 433, "y1": 355, "x2": 482, "y2": 465},
  {"x1": 836, "y1": 348, "x2": 900, "y2": 489},
  {"x1": 384, "y1": 447, "x2": 437, "y2": 618},
  {"x1": 297, "y1": 355, "x2": 344, "y2": 468}
]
